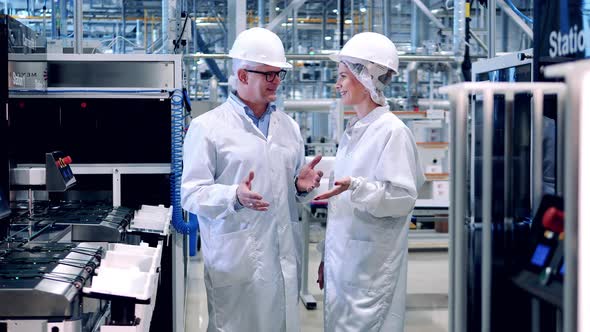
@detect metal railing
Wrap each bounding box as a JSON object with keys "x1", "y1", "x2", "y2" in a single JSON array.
[{"x1": 439, "y1": 81, "x2": 567, "y2": 332}]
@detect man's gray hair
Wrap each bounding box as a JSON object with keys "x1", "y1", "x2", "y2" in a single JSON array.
[{"x1": 228, "y1": 59, "x2": 261, "y2": 90}]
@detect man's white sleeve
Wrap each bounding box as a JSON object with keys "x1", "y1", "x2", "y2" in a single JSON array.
[{"x1": 181, "y1": 119, "x2": 240, "y2": 220}]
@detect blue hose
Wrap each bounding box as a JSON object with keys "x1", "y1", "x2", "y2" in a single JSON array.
[
  {"x1": 504, "y1": 0, "x2": 533, "y2": 24},
  {"x1": 171, "y1": 89, "x2": 198, "y2": 234}
]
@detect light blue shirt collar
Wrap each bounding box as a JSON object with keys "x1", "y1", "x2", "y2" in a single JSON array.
[{"x1": 229, "y1": 92, "x2": 276, "y2": 137}]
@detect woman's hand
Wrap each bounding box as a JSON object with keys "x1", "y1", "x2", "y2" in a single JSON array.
[{"x1": 313, "y1": 177, "x2": 351, "y2": 201}]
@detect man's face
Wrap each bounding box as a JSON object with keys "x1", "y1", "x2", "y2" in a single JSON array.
[{"x1": 239, "y1": 64, "x2": 283, "y2": 104}]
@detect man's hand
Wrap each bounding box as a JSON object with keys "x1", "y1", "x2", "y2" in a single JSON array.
[
  {"x1": 237, "y1": 171, "x2": 270, "y2": 211},
  {"x1": 313, "y1": 177, "x2": 351, "y2": 201},
  {"x1": 317, "y1": 261, "x2": 324, "y2": 290},
  {"x1": 296, "y1": 155, "x2": 324, "y2": 193}
]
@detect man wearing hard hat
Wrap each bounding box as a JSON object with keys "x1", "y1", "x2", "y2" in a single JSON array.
[{"x1": 181, "y1": 27, "x2": 323, "y2": 332}]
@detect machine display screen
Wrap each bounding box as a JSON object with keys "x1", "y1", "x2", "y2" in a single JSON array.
[
  {"x1": 560, "y1": 262, "x2": 565, "y2": 276},
  {"x1": 530, "y1": 243, "x2": 551, "y2": 267}
]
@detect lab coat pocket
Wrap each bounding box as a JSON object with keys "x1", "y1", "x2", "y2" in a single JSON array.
[
  {"x1": 208, "y1": 229, "x2": 257, "y2": 288},
  {"x1": 341, "y1": 239, "x2": 391, "y2": 292}
]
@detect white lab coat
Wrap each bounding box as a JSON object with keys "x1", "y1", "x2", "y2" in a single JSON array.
[
  {"x1": 323, "y1": 106, "x2": 425, "y2": 332},
  {"x1": 181, "y1": 97, "x2": 305, "y2": 332}
]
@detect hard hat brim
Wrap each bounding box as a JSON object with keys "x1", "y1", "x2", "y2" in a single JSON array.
[
  {"x1": 328, "y1": 53, "x2": 342, "y2": 63},
  {"x1": 228, "y1": 54, "x2": 293, "y2": 69},
  {"x1": 329, "y1": 53, "x2": 398, "y2": 75}
]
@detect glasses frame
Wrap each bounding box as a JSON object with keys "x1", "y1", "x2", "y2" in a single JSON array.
[{"x1": 244, "y1": 69, "x2": 287, "y2": 82}]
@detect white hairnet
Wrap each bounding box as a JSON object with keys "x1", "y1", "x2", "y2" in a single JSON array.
[
  {"x1": 340, "y1": 56, "x2": 394, "y2": 106},
  {"x1": 228, "y1": 59, "x2": 260, "y2": 91}
]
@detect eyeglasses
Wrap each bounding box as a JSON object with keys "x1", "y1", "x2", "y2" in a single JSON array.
[{"x1": 244, "y1": 69, "x2": 287, "y2": 82}]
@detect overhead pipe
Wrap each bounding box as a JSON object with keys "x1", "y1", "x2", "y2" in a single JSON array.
[
  {"x1": 59, "y1": 0, "x2": 67, "y2": 41},
  {"x1": 351, "y1": 0, "x2": 355, "y2": 36},
  {"x1": 293, "y1": 7, "x2": 298, "y2": 52},
  {"x1": 339, "y1": 0, "x2": 344, "y2": 47},
  {"x1": 410, "y1": 1, "x2": 419, "y2": 51},
  {"x1": 322, "y1": 5, "x2": 327, "y2": 49},
  {"x1": 406, "y1": 62, "x2": 419, "y2": 109},
  {"x1": 283, "y1": 98, "x2": 451, "y2": 111},
  {"x1": 453, "y1": 0, "x2": 465, "y2": 55},
  {"x1": 121, "y1": 0, "x2": 126, "y2": 53},
  {"x1": 488, "y1": 0, "x2": 496, "y2": 58},
  {"x1": 184, "y1": 53, "x2": 462, "y2": 63},
  {"x1": 162, "y1": 0, "x2": 168, "y2": 52},
  {"x1": 383, "y1": 0, "x2": 390, "y2": 38},
  {"x1": 74, "y1": 0, "x2": 83, "y2": 53},
  {"x1": 258, "y1": 0, "x2": 265, "y2": 27},
  {"x1": 51, "y1": 0, "x2": 57, "y2": 38},
  {"x1": 496, "y1": 0, "x2": 532, "y2": 39}
]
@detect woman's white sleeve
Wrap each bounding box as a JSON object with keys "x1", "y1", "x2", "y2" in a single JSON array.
[{"x1": 349, "y1": 127, "x2": 425, "y2": 218}]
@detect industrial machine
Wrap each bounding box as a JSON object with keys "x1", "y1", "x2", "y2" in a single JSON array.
[
  {"x1": 444, "y1": 27, "x2": 579, "y2": 329},
  {"x1": 0, "y1": 39, "x2": 187, "y2": 330},
  {"x1": 462, "y1": 50, "x2": 536, "y2": 331}
]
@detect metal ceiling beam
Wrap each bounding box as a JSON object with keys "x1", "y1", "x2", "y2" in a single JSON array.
[
  {"x1": 411, "y1": 0, "x2": 445, "y2": 30},
  {"x1": 266, "y1": 0, "x2": 308, "y2": 32}
]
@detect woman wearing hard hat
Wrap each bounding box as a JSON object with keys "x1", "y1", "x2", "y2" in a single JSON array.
[{"x1": 315, "y1": 32, "x2": 425, "y2": 331}]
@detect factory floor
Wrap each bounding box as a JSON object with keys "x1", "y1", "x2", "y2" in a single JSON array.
[{"x1": 185, "y1": 225, "x2": 449, "y2": 332}]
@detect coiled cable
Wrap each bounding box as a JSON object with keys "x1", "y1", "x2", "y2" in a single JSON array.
[{"x1": 171, "y1": 89, "x2": 198, "y2": 234}]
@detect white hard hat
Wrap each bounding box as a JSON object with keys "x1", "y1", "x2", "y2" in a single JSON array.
[
  {"x1": 329, "y1": 32, "x2": 399, "y2": 74},
  {"x1": 228, "y1": 27, "x2": 292, "y2": 69}
]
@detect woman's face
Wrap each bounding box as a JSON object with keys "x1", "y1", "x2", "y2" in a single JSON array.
[{"x1": 335, "y1": 63, "x2": 369, "y2": 105}]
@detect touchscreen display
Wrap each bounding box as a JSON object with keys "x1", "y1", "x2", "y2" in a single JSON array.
[{"x1": 531, "y1": 243, "x2": 551, "y2": 267}]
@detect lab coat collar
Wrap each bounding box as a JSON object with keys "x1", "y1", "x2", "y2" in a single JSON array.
[
  {"x1": 346, "y1": 106, "x2": 389, "y2": 133},
  {"x1": 227, "y1": 92, "x2": 278, "y2": 141},
  {"x1": 228, "y1": 91, "x2": 276, "y2": 120}
]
